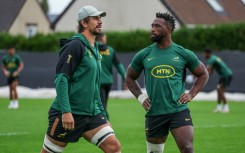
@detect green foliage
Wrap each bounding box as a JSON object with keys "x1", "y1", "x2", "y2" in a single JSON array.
[
  {"x1": 1, "y1": 23, "x2": 245, "y2": 52},
  {"x1": 106, "y1": 30, "x2": 151, "y2": 52},
  {"x1": 0, "y1": 32, "x2": 74, "y2": 52},
  {"x1": 172, "y1": 23, "x2": 245, "y2": 51}
]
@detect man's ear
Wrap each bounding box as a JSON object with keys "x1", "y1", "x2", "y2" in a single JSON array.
[
  {"x1": 166, "y1": 25, "x2": 172, "y2": 34},
  {"x1": 81, "y1": 20, "x2": 88, "y2": 28}
]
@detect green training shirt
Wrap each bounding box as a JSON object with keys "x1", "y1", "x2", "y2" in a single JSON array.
[
  {"x1": 99, "y1": 43, "x2": 125, "y2": 84},
  {"x1": 207, "y1": 55, "x2": 232, "y2": 77},
  {"x1": 131, "y1": 43, "x2": 201, "y2": 116},
  {"x1": 2, "y1": 54, "x2": 22, "y2": 77},
  {"x1": 51, "y1": 34, "x2": 107, "y2": 119}
]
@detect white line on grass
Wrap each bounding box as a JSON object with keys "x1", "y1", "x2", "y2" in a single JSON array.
[
  {"x1": 195, "y1": 124, "x2": 245, "y2": 129},
  {"x1": 0, "y1": 132, "x2": 31, "y2": 136}
]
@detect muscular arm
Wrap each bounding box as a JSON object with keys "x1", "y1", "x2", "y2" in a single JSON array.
[
  {"x1": 189, "y1": 62, "x2": 209, "y2": 97},
  {"x1": 125, "y1": 66, "x2": 142, "y2": 98},
  {"x1": 18, "y1": 62, "x2": 24, "y2": 72},
  {"x1": 55, "y1": 39, "x2": 84, "y2": 130},
  {"x1": 112, "y1": 52, "x2": 126, "y2": 81},
  {"x1": 126, "y1": 66, "x2": 151, "y2": 111},
  {"x1": 1, "y1": 65, "x2": 9, "y2": 77},
  {"x1": 179, "y1": 62, "x2": 209, "y2": 103},
  {"x1": 13, "y1": 62, "x2": 24, "y2": 77}
]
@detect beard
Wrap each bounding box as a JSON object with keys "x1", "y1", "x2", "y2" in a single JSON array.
[
  {"x1": 93, "y1": 30, "x2": 101, "y2": 35},
  {"x1": 92, "y1": 26, "x2": 102, "y2": 35},
  {"x1": 150, "y1": 33, "x2": 166, "y2": 43}
]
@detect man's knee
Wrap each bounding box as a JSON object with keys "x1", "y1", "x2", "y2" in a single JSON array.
[
  {"x1": 103, "y1": 138, "x2": 121, "y2": 152},
  {"x1": 90, "y1": 126, "x2": 121, "y2": 152},
  {"x1": 42, "y1": 135, "x2": 66, "y2": 153},
  {"x1": 180, "y1": 143, "x2": 193, "y2": 153},
  {"x1": 99, "y1": 136, "x2": 121, "y2": 153},
  {"x1": 146, "y1": 141, "x2": 165, "y2": 153}
]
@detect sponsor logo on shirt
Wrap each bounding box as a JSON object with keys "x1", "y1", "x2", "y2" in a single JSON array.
[
  {"x1": 173, "y1": 56, "x2": 179, "y2": 61},
  {"x1": 147, "y1": 57, "x2": 155, "y2": 61},
  {"x1": 145, "y1": 127, "x2": 149, "y2": 134},
  {"x1": 67, "y1": 54, "x2": 72, "y2": 64},
  {"x1": 7, "y1": 62, "x2": 16, "y2": 69},
  {"x1": 151, "y1": 65, "x2": 176, "y2": 78}
]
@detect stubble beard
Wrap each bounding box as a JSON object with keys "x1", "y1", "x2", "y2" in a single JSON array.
[
  {"x1": 150, "y1": 33, "x2": 165, "y2": 43},
  {"x1": 91, "y1": 26, "x2": 102, "y2": 36}
]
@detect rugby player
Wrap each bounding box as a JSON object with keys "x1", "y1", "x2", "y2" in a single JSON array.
[
  {"x1": 2, "y1": 47, "x2": 24, "y2": 109},
  {"x1": 96, "y1": 33, "x2": 126, "y2": 120},
  {"x1": 204, "y1": 48, "x2": 232, "y2": 113},
  {"x1": 40, "y1": 6, "x2": 121, "y2": 153},
  {"x1": 126, "y1": 12, "x2": 209, "y2": 153}
]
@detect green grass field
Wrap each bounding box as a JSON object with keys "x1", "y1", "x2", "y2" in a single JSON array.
[{"x1": 0, "y1": 98, "x2": 244, "y2": 153}]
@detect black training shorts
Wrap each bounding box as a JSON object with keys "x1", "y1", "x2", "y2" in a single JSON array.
[
  {"x1": 145, "y1": 108, "x2": 193, "y2": 138},
  {"x1": 219, "y1": 75, "x2": 232, "y2": 87},
  {"x1": 46, "y1": 108, "x2": 107, "y2": 142},
  {"x1": 7, "y1": 76, "x2": 18, "y2": 85}
]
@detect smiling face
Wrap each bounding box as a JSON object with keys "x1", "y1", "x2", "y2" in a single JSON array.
[
  {"x1": 82, "y1": 16, "x2": 103, "y2": 35},
  {"x1": 150, "y1": 18, "x2": 171, "y2": 43}
]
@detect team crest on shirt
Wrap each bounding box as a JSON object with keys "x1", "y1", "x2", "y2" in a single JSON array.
[
  {"x1": 151, "y1": 65, "x2": 176, "y2": 78},
  {"x1": 88, "y1": 49, "x2": 93, "y2": 58},
  {"x1": 100, "y1": 49, "x2": 110, "y2": 55},
  {"x1": 57, "y1": 132, "x2": 67, "y2": 138},
  {"x1": 216, "y1": 57, "x2": 222, "y2": 62},
  {"x1": 173, "y1": 56, "x2": 179, "y2": 61}
]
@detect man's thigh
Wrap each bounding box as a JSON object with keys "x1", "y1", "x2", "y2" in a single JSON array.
[
  {"x1": 170, "y1": 109, "x2": 194, "y2": 150},
  {"x1": 171, "y1": 126, "x2": 194, "y2": 151},
  {"x1": 169, "y1": 108, "x2": 193, "y2": 131},
  {"x1": 82, "y1": 119, "x2": 119, "y2": 150},
  {"x1": 219, "y1": 75, "x2": 232, "y2": 88},
  {"x1": 8, "y1": 77, "x2": 18, "y2": 86},
  {"x1": 145, "y1": 114, "x2": 173, "y2": 140},
  {"x1": 46, "y1": 108, "x2": 92, "y2": 142}
]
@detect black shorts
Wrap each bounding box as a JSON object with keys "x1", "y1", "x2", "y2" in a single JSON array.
[
  {"x1": 7, "y1": 76, "x2": 18, "y2": 85},
  {"x1": 145, "y1": 108, "x2": 193, "y2": 138},
  {"x1": 219, "y1": 75, "x2": 232, "y2": 87},
  {"x1": 46, "y1": 108, "x2": 107, "y2": 142}
]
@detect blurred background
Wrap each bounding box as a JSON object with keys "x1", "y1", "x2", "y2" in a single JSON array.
[
  {"x1": 0, "y1": 0, "x2": 245, "y2": 93},
  {"x1": 0, "y1": 1, "x2": 245, "y2": 153}
]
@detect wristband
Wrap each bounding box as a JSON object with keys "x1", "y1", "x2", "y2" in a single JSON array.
[{"x1": 137, "y1": 94, "x2": 148, "y2": 105}]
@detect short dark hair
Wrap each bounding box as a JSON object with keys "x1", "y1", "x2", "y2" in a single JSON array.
[
  {"x1": 95, "y1": 32, "x2": 105, "y2": 42},
  {"x1": 77, "y1": 17, "x2": 90, "y2": 33},
  {"x1": 156, "y1": 12, "x2": 176, "y2": 32},
  {"x1": 204, "y1": 48, "x2": 212, "y2": 53}
]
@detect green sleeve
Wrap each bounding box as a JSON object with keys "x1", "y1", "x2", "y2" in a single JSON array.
[
  {"x1": 130, "y1": 51, "x2": 144, "y2": 74},
  {"x1": 207, "y1": 56, "x2": 215, "y2": 68},
  {"x1": 111, "y1": 48, "x2": 126, "y2": 81},
  {"x1": 185, "y1": 49, "x2": 201, "y2": 72},
  {"x1": 116, "y1": 63, "x2": 126, "y2": 81},
  {"x1": 54, "y1": 73, "x2": 71, "y2": 113}
]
